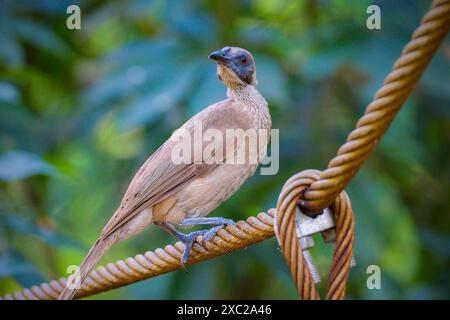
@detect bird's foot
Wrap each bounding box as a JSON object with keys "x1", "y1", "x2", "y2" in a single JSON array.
[
  {"x1": 196, "y1": 224, "x2": 224, "y2": 247},
  {"x1": 174, "y1": 227, "x2": 222, "y2": 269},
  {"x1": 177, "y1": 229, "x2": 205, "y2": 270},
  {"x1": 157, "y1": 218, "x2": 235, "y2": 269}
]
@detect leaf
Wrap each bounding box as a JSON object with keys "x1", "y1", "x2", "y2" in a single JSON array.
[
  {"x1": 118, "y1": 65, "x2": 196, "y2": 129},
  {"x1": 0, "y1": 151, "x2": 55, "y2": 181},
  {"x1": 95, "y1": 112, "x2": 145, "y2": 159},
  {"x1": 0, "y1": 35, "x2": 25, "y2": 68},
  {"x1": 3, "y1": 214, "x2": 84, "y2": 249},
  {"x1": 0, "y1": 102, "x2": 37, "y2": 151},
  {"x1": 102, "y1": 38, "x2": 179, "y2": 69},
  {"x1": 15, "y1": 19, "x2": 71, "y2": 56},
  {"x1": 0, "y1": 249, "x2": 45, "y2": 287},
  {"x1": 163, "y1": 0, "x2": 217, "y2": 41},
  {"x1": 0, "y1": 82, "x2": 19, "y2": 103},
  {"x1": 82, "y1": 62, "x2": 167, "y2": 109}
]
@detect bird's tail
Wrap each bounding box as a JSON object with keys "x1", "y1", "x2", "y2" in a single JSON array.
[{"x1": 58, "y1": 236, "x2": 115, "y2": 300}]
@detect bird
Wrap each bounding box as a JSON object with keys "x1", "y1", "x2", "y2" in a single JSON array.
[{"x1": 58, "y1": 46, "x2": 271, "y2": 300}]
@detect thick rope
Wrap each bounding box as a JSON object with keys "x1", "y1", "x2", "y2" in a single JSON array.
[
  {"x1": 300, "y1": 0, "x2": 450, "y2": 214},
  {"x1": 2, "y1": 0, "x2": 448, "y2": 301},
  {"x1": 274, "y1": 170, "x2": 355, "y2": 300},
  {"x1": 274, "y1": 0, "x2": 449, "y2": 299},
  {"x1": 1, "y1": 211, "x2": 275, "y2": 300},
  {"x1": 326, "y1": 191, "x2": 354, "y2": 299}
]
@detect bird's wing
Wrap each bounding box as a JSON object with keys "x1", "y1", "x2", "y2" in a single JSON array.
[{"x1": 99, "y1": 99, "x2": 253, "y2": 238}]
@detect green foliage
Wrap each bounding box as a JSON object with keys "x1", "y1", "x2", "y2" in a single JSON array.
[
  {"x1": 0, "y1": 151, "x2": 55, "y2": 181},
  {"x1": 0, "y1": 0, "x2": 449, "y2": 299}
]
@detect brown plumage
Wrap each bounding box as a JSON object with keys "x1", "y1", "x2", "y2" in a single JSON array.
[{"x1": 58, "y1": 46, "x2": 271, "y2": 299}]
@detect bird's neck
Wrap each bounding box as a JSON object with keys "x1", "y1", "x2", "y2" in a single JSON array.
[{"x1": 227, "y1": 85, "x2": 271, "y2": 130}]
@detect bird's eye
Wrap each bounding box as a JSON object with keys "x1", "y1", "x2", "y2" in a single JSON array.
[{"x1": 241, "y1": 57, "x2": 248, "y2": 65}]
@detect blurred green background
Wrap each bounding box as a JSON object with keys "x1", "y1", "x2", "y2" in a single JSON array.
[{"x1": 0, "y1": 0, "x2": 449, "y2": 299}]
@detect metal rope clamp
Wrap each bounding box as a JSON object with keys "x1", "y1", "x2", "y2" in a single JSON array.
[{"x1": 296, "y1": 207, "x2": 356, "y2": 283}]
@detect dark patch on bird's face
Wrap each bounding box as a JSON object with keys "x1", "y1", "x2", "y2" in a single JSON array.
[{"x1": 208, "y1": 47, "x2": 255, "y2": 85}]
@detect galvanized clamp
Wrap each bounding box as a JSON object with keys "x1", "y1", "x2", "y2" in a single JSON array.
[{"x1": 296, "y1": 207, "x2": 356, "y2": 283}]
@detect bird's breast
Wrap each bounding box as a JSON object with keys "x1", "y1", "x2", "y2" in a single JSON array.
[
  {"x1": 175, "y1": 162, "x2": 258, "y2": 218},
  {"x1": 171, "y1": 86, "x2": 271, "y2": 220}
]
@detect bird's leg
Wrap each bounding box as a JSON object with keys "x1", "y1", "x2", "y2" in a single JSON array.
[
  {"x1": 156, "y1": 222, "x2": 212, "y2": 269},
  {"x1": 156, "y1": 218, "x2": 235, "y2": 269},
  {"x1": 178, "y1": 217, "x2": 235, "y2": 227}
]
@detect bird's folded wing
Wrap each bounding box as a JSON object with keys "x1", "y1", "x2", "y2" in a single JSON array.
[{"x1": 99, "y1": 100, "x2": 253, "y2": 239}]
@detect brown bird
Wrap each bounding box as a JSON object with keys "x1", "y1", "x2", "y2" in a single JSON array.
[{"x1": 58, "y1": 46, "x2": 271, "y2": 300}]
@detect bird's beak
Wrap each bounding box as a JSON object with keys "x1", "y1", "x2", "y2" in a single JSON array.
[{"x1": 208, "y1": 50, "x2": 230, "y2": 65}]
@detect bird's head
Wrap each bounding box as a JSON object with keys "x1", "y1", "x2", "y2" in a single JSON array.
[{"x1": 208, "y1": 46, "x2": 257, "y2": 88}]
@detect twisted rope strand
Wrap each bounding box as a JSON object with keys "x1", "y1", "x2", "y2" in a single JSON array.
[
  {"x1": 1, "y1": 211, "x2": 275, "y2": 300},
  {"x1": 300, "y1": 0, "x2": 450, "y2": 213},
  {"x1": 326, "y1": 192, "x2": 354, "y2": 300}
]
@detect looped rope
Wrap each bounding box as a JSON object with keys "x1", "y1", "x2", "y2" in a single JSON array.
[
  {"x1": 277, "y1": 0, "x2": 449, "y2": 298},
  {"x1": 274, "y1": 170, "x2": 355, "y2": 299},
  {"x1": 299, "y1": 0, "x2": 450, "y2": 214}
]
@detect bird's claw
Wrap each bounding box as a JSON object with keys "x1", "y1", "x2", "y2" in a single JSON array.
[
  {"x1": 179, "y1": 221, "x2": 235, "y2": 269},
  {"x1": 159, "y1": 218, "x2": 236, "y2": 270},
  {"x1": 199, "y1": 219, "x2": 236, "y2": 246},
  {"x1": 199, "y1": 225, "x2": 223, "y2": 247},
  {"x1": 179, "y1": 230, "x2": 203, "y2": 269}
]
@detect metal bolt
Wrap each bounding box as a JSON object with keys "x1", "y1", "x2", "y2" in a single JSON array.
[
  {"x1": 303, "y1": 250, "x2": 321, "y2": 283},
  {"x1": 299, "y1": 236, "x2": 321, "y2": 283},
  {"x1": 296, "y1": 207, "x2": 336, "y2": 283}
]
